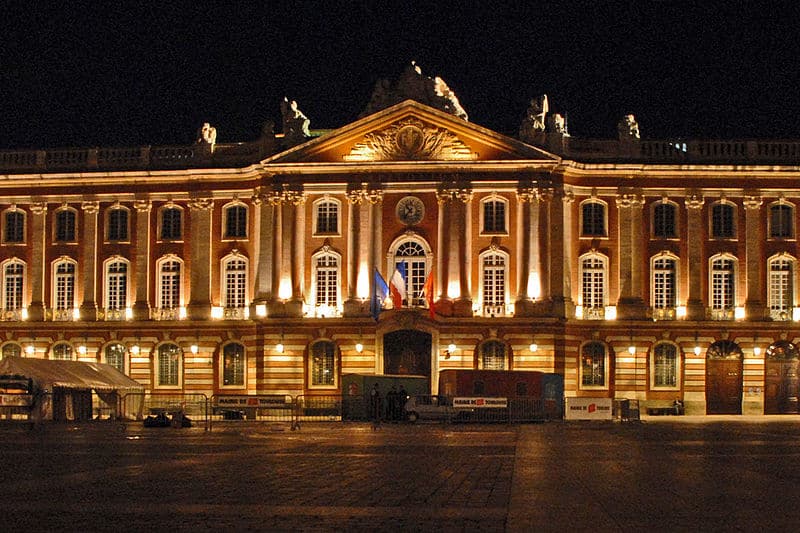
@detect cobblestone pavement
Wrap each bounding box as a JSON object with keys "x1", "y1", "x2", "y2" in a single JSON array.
[{"x1": 3, "y1": 417, "x2": 800, "y2": 531}]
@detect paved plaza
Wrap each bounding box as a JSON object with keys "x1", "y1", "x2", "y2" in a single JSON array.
[{"x1": 2, "y1": 416, "x2": 800, "y2": 531}]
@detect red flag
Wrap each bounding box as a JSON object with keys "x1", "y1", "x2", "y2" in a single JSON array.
[{"x1": 422, "y1": 269, "x2": 435, "y2": 318}]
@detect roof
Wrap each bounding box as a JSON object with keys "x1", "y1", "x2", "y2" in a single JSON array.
[{"x1": 0, "y1": 357, "x2": 144, "y2": 393}]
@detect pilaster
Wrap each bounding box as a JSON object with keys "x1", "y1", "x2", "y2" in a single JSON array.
[
  {"x1": 27, "y1": 202, "x2": 47, "y2": 321},
  {"x1": 743, "y1": 195, "x2": 767, "y2": 320},
  {"x1": 132, "y1": 200, "x2": 151, "y2": 320},
  {"x1": 187, "y1": 197, "x2": 213, "y2": 320},
  {"x1": 79, "y1": 201, "x2": 99, "y2": 321},
  {"x1": 685, "y1": 194, "x2": 705, "y2": 320}
]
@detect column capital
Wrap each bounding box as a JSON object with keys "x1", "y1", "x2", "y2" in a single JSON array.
[
  {"x1": 133, "y1": 199, "x2": 152, "y2": 212},
  {"x1": 556, "y1": 187, "x2": 574, "y2": 204},
  {"x1": 516, "y1": 187, "x2": 538, "y2": 203},
  {"x1": 615, "y1": 193, "x2": 644, "y2": 209},
  {"x1": 81, "y1": 201, "x2": 99, "y2": 214},
  {"x1": 188, "y1": 198, "x2": 214, "y2": 211},
  {"x1": 743, "y1": 195, "x2": 763, "y2": 210},
  {"x1": 685, "y1": 194, "x2": 704, "y2": 210}
]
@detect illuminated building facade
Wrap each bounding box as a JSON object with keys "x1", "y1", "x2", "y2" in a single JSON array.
[{"x1": 1, "y1": 66, "x2": 799, "y2": 415}]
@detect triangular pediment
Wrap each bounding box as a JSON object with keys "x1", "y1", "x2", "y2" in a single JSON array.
[{"x1": 262, "y1": 100, "x2": 558, "y2": 164}]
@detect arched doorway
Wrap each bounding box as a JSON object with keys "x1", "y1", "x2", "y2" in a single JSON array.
[
  {"x1": 706, "y1": 340, "x2": 743, "y2": 414},
  {"x1": 383, "y1": 329, "x2": 432, "y2": 379},
  {"x1": 764, "y1": 341, "x2": 800, "y2": 414}
]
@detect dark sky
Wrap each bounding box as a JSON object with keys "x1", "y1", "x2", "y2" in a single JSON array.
[{"x1": 2, "y1": 2, "x2": 800, "y2": 149}]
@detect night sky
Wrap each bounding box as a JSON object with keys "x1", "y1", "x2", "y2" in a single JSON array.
[{"x1": 2, "y1": 2, "x2": 800, "y2": 149}]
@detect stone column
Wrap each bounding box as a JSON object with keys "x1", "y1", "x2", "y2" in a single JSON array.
[
  {"x1": 616, "y1": 192, "x2": 647, "y2": 319},
  {"x1": 132, "y1": 200, "x2": 151, "y2": 320},
  {"x1": 743, "y1": 195, "x2": 766, "y2": 319},
  {"x1": 454, "y1": 186, "x2": 473, "y2": 316},
  {"x1": 548, "y1": 187, "x2": 574, "y2": 318},
  {"x1": 368, "y1": 187, "x2": 383, "y2": 307},
  {"x1": 79, "y1": 201, "x2": 100, "y2": 321},
  {"x1": 685, "y1": 194, "x2": 705, "y2": 320},
  {"x1": 515, "y1": 185, "x2": 537, "y2": 316},
  {"x1": 27, "y1": 202, "x2": 47, "y2": 321},
  {"x1": 344, "y1": 186, "x2": 365, "y2": 316},
  {"x1": 187, "y1": 197, "x2": 213, "y2": 320},
  {"x1": 436, "y1": 189, "x2": 452, "y2": 306}
]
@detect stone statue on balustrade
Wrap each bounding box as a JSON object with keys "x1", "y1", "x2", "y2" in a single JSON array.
[
  {"x1": 519, "y1": 94, "x2": 549, "y2": 142},
  {"x1": 196, "y1": 122, "x2": 217, "y2": 146},
  {"x1": 618, "y1": 114, "x2": 640, "y2": 141},
  {"x1": 281, "y1": 97, "x2": 311, "y2": 146}
]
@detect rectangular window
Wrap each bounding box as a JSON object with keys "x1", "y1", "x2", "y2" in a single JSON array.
[
  {"x1": 311, "y1": 342, "x2": 335, "y2": 386},
  {"x1": 161, "y1": 209, "x2": 182, "y2": 240},
  {"x1": 159, "y1": 262, "x2": 181, "y2": 309},
  {"x1": 158, "y1": 351, "x2": 179, "y2": 386},
  {"x1": 4, "y1": 211, "x2": 24, "y2": 243},
  {"x1": 711, "y1": 204, "x2": 735, "y2": 239},
  {"x1": 3, "y1": 263, "x2": 23, "y2": 311},
  {"x1": 315, "y1": 202, "x2": 338, "y2": 235},
  {"x1": 224, "y1": 259, "x2": 247, "y2": 308},
  {"x1": 314, "y1": 255, "x2": 338, "y2": 307},
  {"x1": 223, "y1": 344, "x2": 245, "y2": 386},
  {"x1": 770, "y1": 259, "x2": 792, "y2": 319},
  {"x1": 581, "y1": 344, "x2": 605, "y2": 386},
  {"x1": 654, "y1": 344, "x2": 677, "y2": 387},
  {"x1": 582, "y1": 202, "x2": 605, "y2": 236},
  {"x1": 653, "y1": 203, "x2": 676, "y2": 238},
  {"x1": 106, "y1": 262, "x2": 127, "y2": 311},
  {"x1": 225, "y1": 206, "x2": 247, "y2": 239},
  {"x1": 55, "y1": 263, "x2": 75, "y2": 311},
  {"x1": 55, "y1": 211, "x2": 76, "y2": 242},
  {"x1": 770, "y1": 205, "x2": 793, "y2": 238},
  {"x1": 652, "y1": 258, "x2": 676, "y2": 309},
  {"x1": 482, "y1": 253, "x2": 505, "y2": 311},
  {"x1": 483, "y1": 200, "x2": 506, "y2": 233},
  {"x1": 108, "y1": 209, "x2": 128, "y2": 241},
  {"x1": 711, "y1": 259, "x2": 735, "y2": 310}
]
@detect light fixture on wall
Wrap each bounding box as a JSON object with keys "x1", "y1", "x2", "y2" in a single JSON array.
[
  {"x1": 190, "y1": 344, "x2": 199, "y2": 354},
  {"x1": 25, "y1": 344, "x2": 34, "y2": 355},
  {"x1": 529, "y1": 339, "x2": 538, "y2": 353},
  {"x1": 355, "y1": 328, "x2": 364, "y2": 353},
  {"x1": 693, "y1": 332, "x2": 701, "y2": 356},
  {"x1": 753, "y1": 337, "x2": 761, "y2": 356},
  {"x1": 276, "y1": 329, "x2": 285, "y2": 354}
]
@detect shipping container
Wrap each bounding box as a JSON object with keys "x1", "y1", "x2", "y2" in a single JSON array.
[{"x1": 341, "y1": 373, "x2": 429, "y2": 420}]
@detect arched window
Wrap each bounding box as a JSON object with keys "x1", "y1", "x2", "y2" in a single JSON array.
[
  {"x1": 709, "y1": 255, "x2": 736, "y2": 319},
  {"x1": 104, "y1": 258, "x2": 129, "y2": 317},
  {"x1": 707, "y1": 340, "x2": 743, "y2": 360},
  {"x1": 581, "y1": 341, "x2": 607, "y2": 387},
  {"x1": 52, "y1": 258, "x2": 76, "y2": 320},
  {"x1": 766, "y1": 340, "x2": 799, "y2": 360},
  {"x1": 51, "y1": 342, "x2": 73, "y2": 361},
  {"x1": 652, "y1": 343, "x2": 679, "y2": 388},
  {"x1": 222, "y1": 342, "x2": 245, "y2": 387},
  {"x1": 160, "y1": 206, "x2": 182, "y2": 240},
  {"x1": 711, "y1": 201, "x2": 736, "y2": 239},
  {"x1": 312, "y1": 251, "x2": 340, "y2": 316},
  {"x1": 581, "y1": 200, "x2": 606, "y2": 237},
  {"x1": 769, "y1": 202, "x2": 794, "y2": 239},
  {"x1": 313, "y1": 198, "x2": 340, "y2": 236},
  {"x1": 107, "y1": 206, "x2": 129, "y2": 241},
  {"x1": 579, "y1": 253, "x2": 608, "y2": 319},
  {"x1": 309, "y1": 340, "x2": 336, "y2": 387},
  {"x1": 156, "y1": 256, "x2": 182, "y2": 313},
  {"x1": 1, "y1": 343, "x2": 22, "y2": 359},
  {"x1": 480, "y1": 250, "x2": 508, "y2": 316},
  {"x1": 651, "y1": 253, "x2": 678, "y2": 317},
  {"x1": 221, "y1": 255, "x2": 248, "y2": 311},
  {"x1": 156, "y1": 343, "x2": 181, "y2": 387},
  {"x1": 652, "y1": 201, "x2": 677, "y2": 239},
  {"x1": 391, "y1": 239, "x2": 431, "y2": 307},
  {"x1": 3, "y1": 209, "x2": 25, "y2": 244},
  {"x1": 54, "y1": 208, "x2": 77, "y2": 242},
  {"x1": 105, "y1": 343, "x2": 127, "y2": 374},
  {"x1": 480, "y1": 340, "x2": 507, "y2": 370},
  {"x1": 768, "y1": 254, "x2": 795, "y2": 320},
  {"x1": 481, "y1": 196, "x2": 508, "y2": 234},
  {"x1": 223, "y1": 203, "x2": 248, "y2": 239},
  {"x1": 2, "y1": 259, "x2": 25, "y2": 316}
]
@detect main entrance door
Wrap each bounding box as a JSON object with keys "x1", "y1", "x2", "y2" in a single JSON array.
[
  {"x1": 383, "y1": 329, "x2": 432, "y2": 379},
  {"x1": 764, "y1": 340, "x2": 800, "y2": 414},
  {"x1": 706, "y1": 340, "x2": 743, "y2": 415}
]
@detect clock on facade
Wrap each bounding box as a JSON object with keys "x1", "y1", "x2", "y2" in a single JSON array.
[{"x1": 396, "y1": 196, "x2": 425, "y2": 225}]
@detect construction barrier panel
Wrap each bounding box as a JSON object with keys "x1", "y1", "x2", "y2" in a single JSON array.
[{"x1": 209, "y1": 394, "x2": 294, "y2": 428}]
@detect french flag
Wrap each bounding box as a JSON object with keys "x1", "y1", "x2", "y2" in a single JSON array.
[{"x1": 389, "y1": 263, "x2": 407, "y2": 309}]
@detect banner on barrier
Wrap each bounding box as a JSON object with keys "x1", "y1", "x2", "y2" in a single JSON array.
[
  {"x1": 0, "y1": 394, "x2": 32, "y2": 406},
  {"x1": 453, "y1": 397, "x2": 508, "y2": 408},
  {"x1": 214, "y1": 395, "x2": 290, "y2": 408},
  {"x1": 565, "y1": 397, "x2": 612, "y2": 420}
]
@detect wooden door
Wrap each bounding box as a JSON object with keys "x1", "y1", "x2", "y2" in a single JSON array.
[
  {"x1": 764, "y1": 359, "x2": 800, "y2": 414},
  {"x1": 706, "y1": 359, "x2": 742, "y2": 414}
]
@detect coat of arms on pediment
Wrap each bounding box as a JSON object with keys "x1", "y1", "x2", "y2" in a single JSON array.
[{"x1": 344, "y1": 118, "x2": 476, "y2": 161}]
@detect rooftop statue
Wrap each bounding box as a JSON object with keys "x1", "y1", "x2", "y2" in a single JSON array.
[
  {"x1": 618, "y1": 114, "x2": 640, "y2": 140},
  {"x1": 196, "y1": 122, "x2": 217, "y2": 146},
  {"x1": 361, "y1": 61, "x2": 469, "y2": 120},
  {"x1": 549, "y1": 113, "x2": 569, "y2": 136},
  {"x1": 281, "y1": 97, "x2": 311, "y2": 145},
  {"x1": 519, "y1": 94, "x2": 549, "y2": 142}
]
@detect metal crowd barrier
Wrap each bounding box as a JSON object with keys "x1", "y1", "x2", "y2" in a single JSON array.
[{"x1": 120, "y1": 393, "x2": 210, "y2": 431}]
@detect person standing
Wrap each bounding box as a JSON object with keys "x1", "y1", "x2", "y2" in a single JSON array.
[{"x1": 370, "y1": 383, "x2": 382, "y2": 430}]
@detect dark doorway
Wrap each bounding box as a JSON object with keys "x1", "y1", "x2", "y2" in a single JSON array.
[
  {"x1": 706, "y1": 340, "x2": 743, "y2": 415},
  {"x1": 764, "y1": 341, "x2": 800, "y2": 414},
  {"x1": 383, "y1": 329, "x2": 431, "y2": 379}
]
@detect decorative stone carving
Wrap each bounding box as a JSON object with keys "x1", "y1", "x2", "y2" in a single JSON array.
[
  {"x1": 81, "y1": 201, "x2": 99, "y2": 214},
  {"x1": 188, "y1": 198, "x2": 213, "y2": 211},
  {"x1": 280, "y1": 97, "x2": 311, "y2": 145},
  {"x1": 743, "y1": 195, "x2": 763, "y2": 210},
  {"x1": 618, "y1": 114, "x2": 640, "y2": 140},
  {"x1": 685, "y1": 194, "x2": 704, "y2": 210},
  {"x1": 346, "y1": 118, "x2": 475, "y2": 161},
  {"x1": 616, "y1": 193, "x2": 644, "y2": 209},
  {"x1": 133, "y1": 199, "x2": 151, "y2": 212},
  {"x1": 361, "y1": 61, "x2": 468, "y2": 120}
]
